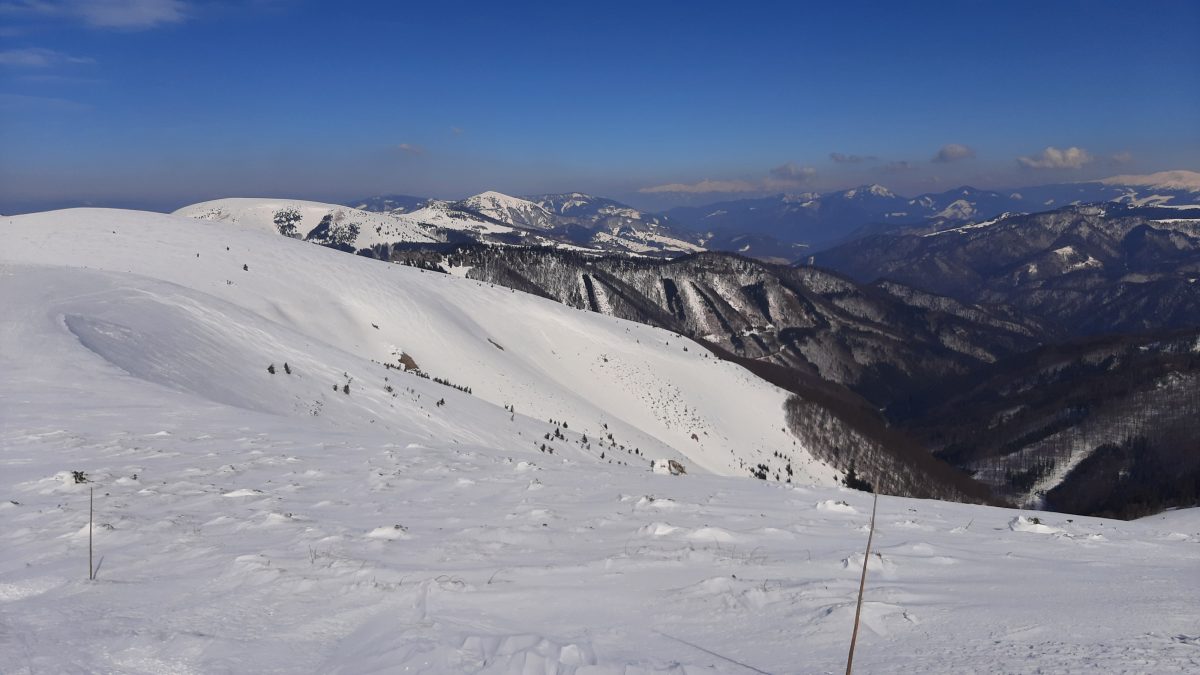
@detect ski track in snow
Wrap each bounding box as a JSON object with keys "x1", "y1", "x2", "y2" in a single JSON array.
[{"x1": 0, "y1": 209, "x2": 1198, "y2": 673}]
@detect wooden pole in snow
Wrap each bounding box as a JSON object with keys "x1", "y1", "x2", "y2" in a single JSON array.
[
  {"x1": 845, "y1": 491, "x2": 878, "y2": 675},
  {"x1": 88, "y1": 486, "x2": 94, "y2": 581}
]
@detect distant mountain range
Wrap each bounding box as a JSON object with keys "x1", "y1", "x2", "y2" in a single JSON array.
[
  {"x1": 808, "y1": 199, "x2": 1200, "y2": 514},
  {"x1": 339, "y1": 170, "x2": 1200, "y2": 261},
  {"x1": 168, "y1": 175, "x2": 1200, "y2": 516},
  {"x1": 813, "y1": 203, "x2": 1200, "y2": 336},
  {"x1": 662, "y1": 170, "x2": 1200, "y2": 249},
  {"x1": 178, "y1": 192, "x2": 705, "y2": 258}
]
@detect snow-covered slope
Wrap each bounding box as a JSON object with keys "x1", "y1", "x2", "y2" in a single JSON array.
[
  {"x1": 405, "y1": 199, "x2": 522, "y2": 236},
  {"x1": 1099, "y1": 169, "x2": 1200, "y2": 192},
  {"x1": 458, "y1": 191, "x2": 557, "y2": 230},
  {"x1": 356, "y1": 191, "x2": 707, "y2": 256},
  {"x1": 174, "y1": 198, "x2": 438, "y2": 250},
  {"x1": 2, "y1": 208, "x2": 1198, "y2": 672},
  {"x1": 3, "y1": 208, "x2": 833, "y2": 481}
]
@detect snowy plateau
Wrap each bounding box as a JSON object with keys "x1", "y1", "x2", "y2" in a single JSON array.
[{"x1": 1, "y1": 208, "x2": 1198, "y2": 674}]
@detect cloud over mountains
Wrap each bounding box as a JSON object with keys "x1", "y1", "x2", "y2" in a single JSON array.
[{"x1": 1018, "y1": 146, "x2": 1093, "y2": 170}]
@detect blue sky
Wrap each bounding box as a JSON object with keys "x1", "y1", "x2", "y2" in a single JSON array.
[{"x1": 1, "y1": 0, "x2": 1198, "y2": 213}]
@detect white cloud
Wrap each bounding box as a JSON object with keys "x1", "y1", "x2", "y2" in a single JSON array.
[
  {"x1": 1, "y1": 0, "x2": 187, "y2": 29},
  {"x1": 1017, "y1": 146, "x2": 1093, "y2": 169},
  {"x1": 641, "y1": 164, "x2": 818, "y2": 195},
  {"x1": 1110, "y1": 151, "x2": 1133, "y2": 164},
  {"x1": 0, "y1": 47, "x2": 93, "y2": 67},
  {"x1": 933, "y1": 143, "x2": 975, "y2": 163},
  {"x1": 396, "y1": 143, "x2": 425, "y2": 156},
  {"x1": 639, "y1": 179, "x2": 760, "y2": 194}
]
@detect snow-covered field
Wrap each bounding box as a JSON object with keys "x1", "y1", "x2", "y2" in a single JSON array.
[{"x1": 2, "y1": 208, "x2": 1198, "y2": 673}]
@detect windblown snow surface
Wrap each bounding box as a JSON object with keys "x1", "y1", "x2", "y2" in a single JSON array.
[{"x1": 1, "y1": 209, "x2": 1198, "y2": 673}]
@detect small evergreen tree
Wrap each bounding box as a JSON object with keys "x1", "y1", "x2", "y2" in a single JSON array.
[{"x1": 273, "y1": 208, "x2": 303, "y2": 238}]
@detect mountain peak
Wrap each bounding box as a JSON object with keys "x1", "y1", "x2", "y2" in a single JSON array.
[
  {"x1": 842, "y1": 184, "x2": 896, "y2": 199},
  {"x1": 462, "y1": 190, "x2": 537, "y2": 207},
  {"x1": 456, "y1": 191, "x2": 556, "y2": 230}
]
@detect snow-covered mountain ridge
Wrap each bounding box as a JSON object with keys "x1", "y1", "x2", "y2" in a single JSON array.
[
  {"x1": 174, "y1": 197, "x2": 439, "y2": 250},
  {"x1": 5, "y1": 207, "x2": 827, "y2": 481},
  {"x1": 176, "y1": 193, "x2": 704, "y2": 258},
  {"x1": 458, "y1": 191, "x2": 558, "y2": 230}
]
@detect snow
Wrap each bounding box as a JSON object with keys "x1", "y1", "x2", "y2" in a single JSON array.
[
  {"x1": 932, "y1": 199, "x2": 976, "y2": 221},
  {"x1": 406, "y1": 201, "x2": 518, "y2": 235},
  {"x1": 2, "y1": 207, "x2": 1198, "y2": 672},
  {"x1": 1120, "y1": 193, "x2": 1175, "y2": 207},
  {"x1": 598, "y1": 205, "x2": 642, "y2": 220},
  {"x1": 1146, "y1": 203, "x2": 1200, "y2": 210},
  {"x1": 445, "y1": 263, "x2": 475, "y2": 278},
  {"x1": 1052, "y1": 246, "x2": 1103, "y2": 273},
  {"x1": 1008, "y1": 516, "x2": 1063, "y2": 535},
  {"x1": 922, "y1": 214, "x2": 1007, "y2": 237},
  {"x1": 2, "y1": 208, "x2": 809, "y2": 480},
  {"x1": 1100, "y1": 169, "x2": 1200, "y2": 191},
  {"x1": 459, "y1": 191, "x2": 556, "y2": 230},
  {"x1": 844, "y1": 185, "x2": 894, "y2": 199},
  {"x1": 592, "y1": 229, "x2": 704, "y2": 255},
  {"x1": 174, "y1": 198, "x2": 437, "y2": 249}
]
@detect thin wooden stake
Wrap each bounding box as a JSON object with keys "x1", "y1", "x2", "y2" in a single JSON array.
[
  {"x1": 88, "y1": 486, "x2": 94, "y2": 581},
  {"x1": 845, "y1": 492, "x2": 878, "y2": 675}
]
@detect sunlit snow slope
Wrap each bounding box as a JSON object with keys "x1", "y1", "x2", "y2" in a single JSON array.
[
  {"x1": 2, "y1": 208, "x2": 1198, "y2": 674},
  {"x1": 2, "y1": 208, "x2": 835, "y2": 482},
  {"x1": 174, "y1": 198, "x2": 438, "y2": 249}
]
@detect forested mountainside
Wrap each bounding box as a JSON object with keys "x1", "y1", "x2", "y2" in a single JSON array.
[
  {"x1": 814, "y1": 204, "x2": 1200, "y2": 337},
  {"x1": 384, "y1": 245, "x2": 1047, "y2": 503},
  {"x1": 890, "y1": 330, "x2": 1200, "y2": 518},
  {"x1": 390, "y1": 246, "x2": 1043, "y2": 408},
  {"x1": 389, "y1": 242, "x2": 1200, "y2": 517}
]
